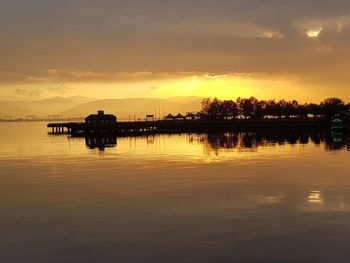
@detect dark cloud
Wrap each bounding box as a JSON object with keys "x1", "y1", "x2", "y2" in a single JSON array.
[
  {"x1": 0, "y1": 0, "x2": 350, "y2": 94},
  {"x1": 0, "y1": 70, "x2": 199, "y2": 85}
]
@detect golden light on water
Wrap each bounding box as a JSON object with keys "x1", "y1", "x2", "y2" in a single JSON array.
[{"x1": 308, "y1": 190, "x2": 324, "y2": 204}]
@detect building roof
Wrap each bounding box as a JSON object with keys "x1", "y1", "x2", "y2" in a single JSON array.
[
  {"x1": 175, "y1": 113, "x2": 186, "y2": 118},
  {"x1": 85, "y1": 111, "x2": 117, "y2": 120},
  {"x1": 165, "y1": 113, "x2": 175, "y2": 118},
  {"x1": 86, "y1": 114, "x2": 116, "y2": 119}
]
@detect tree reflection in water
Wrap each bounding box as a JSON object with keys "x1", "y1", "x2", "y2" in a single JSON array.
[
  {"x1": 84, "y1": 129, "x2": 349, "y2": 152},
  {"x1": 197, "y1": 129, "x2": 350, "y2": 153}
]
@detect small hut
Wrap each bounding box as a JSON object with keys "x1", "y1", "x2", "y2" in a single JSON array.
[
  {"x1": 225, "y1": 112, "x2": 235, "y2": 120},
  {"x1": 186, "y1": 112, "x2": 196, "y2": 120},
  {"x1": 175, "y1": 113, "x2": 186, "y2": 121},
  {"x1": 146, "y1": 114, "x2": 154, "y2": 122},
  {"x1": 165, "y1": 113, "x2": 175, "y2": 121},
  {"x1": 215, "y1": 112, "x2": 224, "y2": 119}
]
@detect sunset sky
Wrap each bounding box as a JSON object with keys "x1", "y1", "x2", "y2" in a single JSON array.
[{"x1": 1, "y1": 0, "x2": 350, "y2": 102}]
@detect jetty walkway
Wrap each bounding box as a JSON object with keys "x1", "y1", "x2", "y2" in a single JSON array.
[{"x1": 48, "y1": 119, "x2": 330, "y2": 136}]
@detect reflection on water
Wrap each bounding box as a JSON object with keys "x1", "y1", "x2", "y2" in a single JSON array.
[
  {"x1": 308, "y1": 190, "x2": 324, "y2": 204},
  {"x1": 84, "y1": 128, "x2": 350, "y2": 152},
  {"x1": 203, "y1": 129, "x2": 349, "y2": 152},
  {"x1": 85, "y1": 136, "x2": 117, "y2": 150},
  {"x1": 1, "y1": 122, "x2": 350, "y2": 263}
]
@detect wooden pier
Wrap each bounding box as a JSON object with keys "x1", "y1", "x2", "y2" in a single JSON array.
[{"x1": 48, "y1": 119, "x2": 331, "y2": 136}]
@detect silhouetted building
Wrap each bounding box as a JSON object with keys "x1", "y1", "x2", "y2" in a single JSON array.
[
  {"x1": 85, "y1": 111, "x2": 117, "y2": 126},
  {"x1": 186, "y1": 112, "x2": 195, "y2": 120},
  {"x1": 225, "y1": 112, "x2": 236, "y2": 120},
  {"x1": 186, "y1": 112, "x2": 203, "y2": 120},
  {"x1": 146, "y1": 115, "x2": 154, "y2": 122},
  {"x1": 165, "y1": 113, "x2": 175, "y2": 121},
  {"x1": 175, "y1": 113, "x2": 186, "y2": 121},
  {"x1": 166, "y1": 112, "x2": 202, "y2": 121}
]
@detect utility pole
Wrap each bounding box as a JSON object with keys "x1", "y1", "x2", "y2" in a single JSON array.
[{"x1": 158, "y1": 105, "x2": 160, "y2": 120}]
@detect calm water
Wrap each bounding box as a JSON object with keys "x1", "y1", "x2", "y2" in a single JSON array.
[{"x1": 0, "y1": 122, "x2": 350, "y2": 263}]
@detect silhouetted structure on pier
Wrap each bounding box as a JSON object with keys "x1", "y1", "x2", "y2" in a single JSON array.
[
  {"x1": 48, "y1": 109, "x2": 335, "y2": 136},
  {"x1": 85, "y1": 111, "x2": 117, "y2": 126},
  {"x1": 164, "y1": 114, "x2": 175, "y2": 121}
]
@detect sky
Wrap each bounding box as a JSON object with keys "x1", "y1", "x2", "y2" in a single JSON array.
[{"x1": 1, "y1": 0, "x2": 350, "y2": 102}]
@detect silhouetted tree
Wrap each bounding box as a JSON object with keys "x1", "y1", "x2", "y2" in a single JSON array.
[
  {"x1": 200, "y1": 97, "x2": 348, "y2": 119},
  {"x1": 237, "y1": 97, "x2": 259, "y2": 118},
  {"x1": 222, "y1": 100, "x2": 238, "y2": 116},
  {"x1": 297, "y1": 104, "x2": 309, "y2": 119},
  {"x1": 201, "y1": 98, "x2": 239, "y2": 118},
  {"x1": 307, "y1": 103, "x2": 322, "y2": 118},
  {"x1": 321, "y1": 98, "x2": 347, "y2": 118},
  {"x1": 263, "y1": 100, "x2": 277, "y2": 118},
  {"x1": 201, "y1": 98, "x2": 212, "y2": 115}
]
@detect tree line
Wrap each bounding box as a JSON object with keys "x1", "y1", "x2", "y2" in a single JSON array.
[{"x1": 201, "y1": 97, "x2": 349, "y2": 119}]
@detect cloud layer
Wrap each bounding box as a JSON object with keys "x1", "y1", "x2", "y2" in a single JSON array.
[{"x1": 1, "y1": 0, "x2": 350, "y2": 99}]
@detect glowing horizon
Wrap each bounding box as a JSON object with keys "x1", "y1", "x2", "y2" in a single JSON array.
[{"x1": 1, "y1": 71, "x2": 348, "y2": 103}]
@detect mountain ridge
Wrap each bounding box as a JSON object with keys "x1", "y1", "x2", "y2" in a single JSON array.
[
  {"x1": 62, "y1": 97, "x2": 202, "y2": 119},
  {"x1": 0, "y1": 96, "x2": 203, "y2": 119}
]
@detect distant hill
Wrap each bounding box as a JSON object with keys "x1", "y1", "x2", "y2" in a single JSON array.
[
  {"x1": 0, "y1": 96, "x2": 202, "y2": 119},
  {"x1": 0, "y1": 96, "x2": 98, "y2": 118},
  {"x1": 62, "y1": 98, "x2": 202, "y2": 120},
  {"x1": 0, "y1": 101, "x2": 40, "y2": 119},
  {"x1": 66, "y1": 96, "x2": 98, "y2": 104},
  {"x1": 168, "y1": 96, "x2": 203, "y2": 104},
  {"x1": 15, "y1": 96, "x2": 98, "y2": 114}
]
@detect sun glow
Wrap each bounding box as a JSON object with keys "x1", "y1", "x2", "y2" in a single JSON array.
[
  {"x1": 147, "y1": 74, "x2": 298, "y2": 100},
  {"x1": 263, "y1": 31, "x2": 283, "y2": 39},
  {"x1": 307, "y1": 28, "x2": 323, "y2": 38},
  {"x1": 2, "y1": 73, "x2": 304, "y2": 101}
]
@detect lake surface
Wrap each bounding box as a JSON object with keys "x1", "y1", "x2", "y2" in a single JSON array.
[{"x1": 0, "y1": 122, "x2": 350, "y2": 263}]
